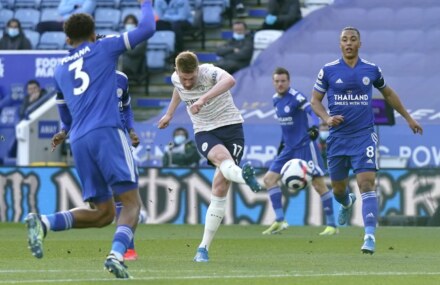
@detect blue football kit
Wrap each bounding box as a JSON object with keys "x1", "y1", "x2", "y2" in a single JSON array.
[
  {"x1": 269, "y1": 88, "x2": 325, "y2": 177},
  {"x1": 314, "y1": 57, "x2": 386, "y2": 180},
  {"x1": 54, "y1": 2, "x2": 155, "y2": 203}
]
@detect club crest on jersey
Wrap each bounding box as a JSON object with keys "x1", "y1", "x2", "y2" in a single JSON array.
[
  {"x1": 202, "y1": 142, "x2": 208, "y2": 152},
  {"x1": 284, "y1": 106, "x2": 290, "y2": 113},
  {"x1": 362, "y1": 77, "x2": 370, "y2": 85}
]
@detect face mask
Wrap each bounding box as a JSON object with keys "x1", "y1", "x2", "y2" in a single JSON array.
[
  {"x1": 7, "y1": 28, "x2": 19, "y2": 38},
  {"x1": 173, "y1": 135, "x2": 186, "y2": 145},
  {"x1": 232, "y1": 33, "x2": 245, "y2": 40},
  {"x1": 125, "y1": 24, "x2": 136, "y2": 32},
  {"x1": 320, "y1": 130, "x2": 329, "y2": 141}
]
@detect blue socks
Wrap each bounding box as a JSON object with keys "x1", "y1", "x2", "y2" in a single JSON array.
[
  {"x1": 44, "y1": 211, "x2": 74, "y2": 231},
  {"x1": 361, "y1": 191, "x2": 378, "y2": 236},
  {"x1": 321, "y1": 191, "x2": 336, "y2": 227},
  {"x1": 268, "y1": 186, "x2": 284, "y2": 222},
  {"x1": 115, "y1": 202, "x2": 135, "y2": 250},
  {"x1": 111, "y1": 225, "x2": 134, "y2": 260}
]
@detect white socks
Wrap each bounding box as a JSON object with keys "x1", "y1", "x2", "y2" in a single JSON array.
[
  {"x1": 219, "y1": 159, "x2": 245, "y2": 184},
  {"x1": 199, "y1": 195, "x2": 227, "y2": 250}
]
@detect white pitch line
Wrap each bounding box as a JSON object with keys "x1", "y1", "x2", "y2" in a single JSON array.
[{"x1": 1, "y1": 272, "x2": 440, "y2": 283}]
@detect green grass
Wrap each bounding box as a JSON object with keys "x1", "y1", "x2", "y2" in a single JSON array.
[{"x1": 1, "y1": 224, "x2": 440, "y2": 284}]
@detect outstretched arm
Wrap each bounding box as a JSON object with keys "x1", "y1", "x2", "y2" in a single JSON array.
[
  {"x1": 380, "y1": 86, "x2": 423, "y2": 134},
  {"x1": 158, "y1": 88, "x2": 181, "y2": 129}
]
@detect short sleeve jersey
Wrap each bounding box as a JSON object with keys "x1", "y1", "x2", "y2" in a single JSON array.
[
  {"x1": 54, "y1": 36, "x2": 129, "y2": 142},
  {"x1": 313, "y1": 57, "x2": 386, "y2": 137},
  {"x1": 273, "y1": 88, "x2": 311, "y2": 149},
  {"x1": 171, "y1": 64, "x2": 244, "y2": 133}
]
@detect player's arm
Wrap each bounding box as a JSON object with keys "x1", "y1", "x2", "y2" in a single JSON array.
[
  {"x1": 304, "y1": 104, "x2": 320, "y2": 140},
  {"x1": 379, "y1": 86, "x2": 423, "y2": 134},
  {"x1": 190, "y1": 71, "x2": 235, "y2": 114},
  {"x1": 311, "y1": 89, "x2": 344, "y2": 127},
  {"x1": 158, "y1": 88, "x2": 181, "y2": 129},
  {"x1": 52, "y1": 92, "x2": 71, "y2": 151},
  {"x1": 125, "y1": 0, "x2": 156, "y2": 48}
]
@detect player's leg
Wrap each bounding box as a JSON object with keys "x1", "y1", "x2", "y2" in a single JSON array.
[
  {"x1": 195, "y1": 124, "x2": 262, "y2": 192},
  {"x1": 307, "y1": 141, "x2": 337, "y2": 235},
  {"x1": 261, "y1": 147, "x2": 292, "y2": 234},
  {"x1": 25, "y1": 134, "x2": 116, "y2": 259},
  {"x1": 352, "y1": 132, "x2": 379, "y2": 254},
  {"x1": 97, "y1": 128, "x2": 140, "y2": 278},
  {"x1": 194, "y1": 168, "x2": 230, "y2": 262}
]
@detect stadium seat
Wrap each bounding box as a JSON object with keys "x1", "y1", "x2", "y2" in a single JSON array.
[
  {"x1": 148, "y1": 31, "x2": 175, "y2": 54},
  {"x1": 39, "y1": 0, "x2": 59, "y2": 8},
  {"x1": 424, "y1": 7, "x2": 440, "y2": 29},
  {"x1": 202, "y1": 0, "x2": 226, "y2": 27},
  {"x1": 396, "y1": 53, "x2": 425, "y2": 76},
  {"x1": 0, "y1": 9, "x2": 13, "y2": 29},
  {"x1": 0, "y1": 0, "x2": 15, "y2": 9},
  {"x1": 96, "y1": 0, "x2": 120, "y2": 8},
  {"x1": 119, "y1": 0, "x2": 137, "y2": 8},
  {"x1": 23, "y1": 29, "x2": 40, "y2": 48},
  {"x1": 14, "y1": 8, "x2": 40, "y2": 30},
  {"x1": 39, "y1": 8, "x2": 59, "y2": 22},
  {"x1": 14, "y1": 0, "x2": 40, "y2": 9},
  {"x1": 366, "y1": 8, "x2": 395, "y2": 30},
  {"x1": 369, "y1": 53, "x2": 398, "y2": 75},
  {"x1": 94, "y1": 8, "x2": 121, "y2": 30},
  {"x1": 395, "y1": 7, "x2": 424, "y2": 30},
  {"x1": 311, "y1": 53, "x2": 338, "y2": 74},
  {"x1": 311, "y1": 30, "x2": 339, "y2": 52},
  {"x1": 146, "y1": 44, "x2": 169, "y2": 71},
  {"x1": 290, "y1": 76, "x2": 316, "y2": 95},
  {"x1": 95, "y1": 29, "x2": 119, "y2": 36},
  {"x1": 426, "y1": 29, "x2": 440, "y2": 53},
  {"x1": 251, "y1": 30, "x2": 283, "y2": 64},
  {"x1": 37, "y1": 31, "x2": 66, "y2": 49},
  {"x1": 396, "y1": 30, "x2": 423, "y2": 52},
  {"x1": 362, "y1": 30, "x2": 396, "y2": 53},
  {"x1": 334, "y1": 8, "x2": 367, "y2": 29}
]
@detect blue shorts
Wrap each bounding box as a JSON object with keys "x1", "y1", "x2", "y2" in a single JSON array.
[
  {"x1": 269, "y1": 141, "x2": 325, "y2": 177},
  {"x1": 195, "y1": 123, "x2": 244, "y2": 166},
  {"x1": 71, "y1": 127, "x2": 138, "y2": 203},
  {"x1": 327, "y1": 132, "x2": 379, "y2": 181}
]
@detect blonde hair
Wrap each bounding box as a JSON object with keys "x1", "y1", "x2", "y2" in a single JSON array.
[{"x1": 175, "y1": 51, "x2": 199, "y2": 73}]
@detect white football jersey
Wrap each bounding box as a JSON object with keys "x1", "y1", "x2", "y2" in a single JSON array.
[{"x1": 171, "y1": 64, "x2": 244, "y2": 133}]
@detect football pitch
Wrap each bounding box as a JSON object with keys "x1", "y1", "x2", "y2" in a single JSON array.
[{"x1": 1, "y1": 224, "x2": 439, "y2": 285}]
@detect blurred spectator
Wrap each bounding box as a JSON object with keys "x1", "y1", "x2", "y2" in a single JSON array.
[
  {"x1": 0, "y1": 19, "x2": 32, "y2": 50},
  {"x1": 215, "y1": 21, "x2": 253, "y2": 74},
  {"x1": 19, "y1": 80, "x2": 47, "y2": 119},
  {"x1": 261, "y1": 0, "x2": 302, "y2": 31},
  {"x1": 154, "y1": 0, "x2": 193, "y2": 54},
  {"x1": 162, "y1": 127, "x2": 201, "y2": 167},
  {"x1": 36, "y1": 0, "x2": 97, "y2": 34},
  {"x1": 118, "y1": 15, "x2": 147, "y2": 84}
]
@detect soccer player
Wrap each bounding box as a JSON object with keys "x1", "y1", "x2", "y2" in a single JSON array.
[
  {"x1": 157, "y1": 51, "x2": 263, "y2": 262},
  {"x1": 262, "y1": 67, "x2": 337, "y2": 236},
  {"x1": 311, "y1": 27, "x2": 423, "y2": 254},
  {"x1": 25, "y1": 0, "x2": 155, "y2": 279},
  {"x1": 51, "y1": 69, "x2": 143, "y2": 261}
]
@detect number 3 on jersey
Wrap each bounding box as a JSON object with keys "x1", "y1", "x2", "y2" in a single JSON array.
[{"x1": 68, "y1": 58, "x2": 90, "y2": 95}]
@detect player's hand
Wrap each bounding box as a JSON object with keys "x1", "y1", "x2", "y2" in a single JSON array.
[
  {"x1": 129, "y1": 129, "x2": 140, "y2": 147},
  {"x1": 190, "y1": 99, "x2": 205, "y2": 115},
  {"x1": 51, "y1": 130, "x2": 67, "y2": 152},
  {"x1": 158, "y1": 114, "x2": 172, "y2": 129},
  {"x1": 307, "y1": 125, "x2": 319, "y2": 141},
  {"x1": 408, "y1": 118, "x2": 423, "y2": 135},
  {"x1": 326, "y1": 115, "x2": 344, "y2": 127}
]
